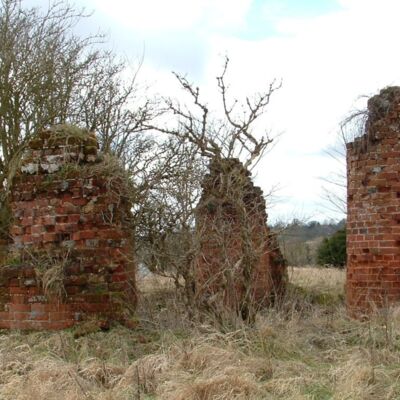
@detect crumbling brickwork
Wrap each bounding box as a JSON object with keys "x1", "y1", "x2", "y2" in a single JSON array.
[
  {"x1": 0, "y1": 240, "x2": 7, "y2": 265},
  {"x1": 195, "y1": 158, "x2": 286, "y2": 317},
  {"x1": 0, "y1": 125, "x2": 136, "y2": 330},
  {"x1": 347, "y1": 87, "x2": 400, "y2": 316}
]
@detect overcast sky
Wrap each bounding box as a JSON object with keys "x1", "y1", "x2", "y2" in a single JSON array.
[{"x1": 28, "y1": 0, "x2": 400, "y2": 222}]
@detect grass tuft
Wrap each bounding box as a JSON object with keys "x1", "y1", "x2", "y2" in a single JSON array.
[{"x1": 1, "y1": 267, "x2": 400, "y2": 399}]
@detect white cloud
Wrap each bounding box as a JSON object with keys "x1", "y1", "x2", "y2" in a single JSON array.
[
  {"x1": 196, "y1": 0, "x2": 400, "y2": 220},
  {"x1": 88, "y1": 0, "x2": 252, "y2": 33},
  {"x1": 31, "y1": 0, "x2": 400, "y2": 221},
  {"x1": 174, "y1": 0, "x2": 396, "y2": 220}
]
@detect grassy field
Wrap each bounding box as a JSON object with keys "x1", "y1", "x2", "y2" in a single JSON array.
[{"x1": 1, "y1": 267, "x2": 400, "y2": 400}]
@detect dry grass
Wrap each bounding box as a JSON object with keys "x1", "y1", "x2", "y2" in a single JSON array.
[
  {"x1": 1, "y1": 267, "x2": 400, "y2": 399},
  {"x1": 288, "y1": 265, "x2": 345, "y2": 295}
]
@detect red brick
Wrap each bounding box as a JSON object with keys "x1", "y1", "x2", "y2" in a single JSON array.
[
  {"x1": 31, "y1": 225, "x2": 45, "y2": 235},
  {"x1": 2, "y1": 127, "x2": 137, "y2": 331},
  {"x1": 10, "y1": 226, "x2": 24, "y2": 236},
  {"x1": 11, "y1": 294, "x2": 27, "y2": 304},
  {"x1": 55, "y1": 223, "x2": 76, "y2": 233},
  {"x1": 42, "y1": 232, "x2": 57, "y2": 243},
  {"x1": 31, "y1": 304, "x2": 51, "y2": 313},
  {"x1": 112, "y1": 273, "x2": 127, "y2": 282},
  {"x1": 13, "y1": 312, "x2": 30, "y2": 320},
  {"x1": 41, "y1": 215, "x2": 56, "y2": 225},
  {"x1": 27, "y1": 287, "x2": 40, "y2": 296},
  {"x1": 8, "y1": 304, "x2": 31, "y2": 312},
  {"x1": 64, "y1": 275, "x2": 88, "y2": 286},
  {"x1": 84, "y1": 294, "x2": 110, "y2": 303},
  {"x1": 347, "y1": 87, "x2": 400, "y2": 316},
  {"x1": 31, "y1": 303, "x2": 71, "y2": 313},
  {"x1": 9, "y1": 287, "x2": 26, "y2": 295},
  {"x1": 65, "y1": 285, "x2": 80, "y2": 295},
  {"x1": 47, "y1": 321, "x2": 74, "y2": 330},
  {"x1": 20, "y1": 217, "x2": 33, "y2": 227},
  {"x1": 71, "y1": 198, "x2": 87, "y2": 206},
  {"x1": 68, "y1": 214, "x2": 81, "y2": 224},
  {"x1": 0, "y1": 311, "x2": 10, "y2": 320},
  {"x1": 0, "y1": 320, "x2": 10, "y2": 329},
  {"x1": 29, "y1": 311, "x2": 49, "y2": 321},
  {"x1": 98, "y1": 229, "x2": 124, "y2": 240},
  {"x1": 49, "y1": 312, "x2": 73, "y2": 321},
  {"x1": 78, "y1": 230, "x2": 96, "y2": 240},
  {"x1": 81, "y1": 303, "x2": 111, "y2": 313}
]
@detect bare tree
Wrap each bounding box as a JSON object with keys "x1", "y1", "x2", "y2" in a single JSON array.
[
  {"x1": 72, "y1": 54, "x2": 160, "y2": 168},
  {"x1": 0, "y1": 0, "x2": 97, "y2": 173},
  {"x1": 321, "y1": 101, "x2": 369, "y2": 216},
  {"x1": 147, "y1": 57, "x2": 283, "y2": 322},
  {"x1": 135, "y1": 139, "x2": 206, "y2": 312},
  {"x1": 0, "y1": 0, "x2": 156, "y2": 237},
  {"x1": 155, "y1": 57, "x2": 280, "y2": 167},
  {"x1": 321, "y1": 139, "x2": 347, "y2": 215}
]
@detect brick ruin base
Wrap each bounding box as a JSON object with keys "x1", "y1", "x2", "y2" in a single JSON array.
[
  {"x1": 347, "y1": 87, "x2": 400, "y2": 316},
  {"x1": 195, "y1": 158, "x2": 287, "y2": 317},
  {"x1": 0, "y1": 126, "x2": 136, "y2": 330}
]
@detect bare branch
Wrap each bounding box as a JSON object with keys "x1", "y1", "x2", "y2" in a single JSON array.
[{"x1": 152, "y1": 56, "x2": 280, "y2": 170}]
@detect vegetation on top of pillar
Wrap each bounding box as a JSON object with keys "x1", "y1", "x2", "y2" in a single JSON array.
[
  {"x1": 344, "y1": 86, "x2": 400, "y2": 152},
  {"x1": 366, "y1": 86, "x2": 400, "y2": 131},
  {"x1": 28, "y1": 125, "x2": 98, "y2": 149}
]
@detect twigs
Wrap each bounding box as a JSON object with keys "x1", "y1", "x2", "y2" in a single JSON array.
[{"x1": 153, "y1": 56, "x2": 280, "y2": 169}]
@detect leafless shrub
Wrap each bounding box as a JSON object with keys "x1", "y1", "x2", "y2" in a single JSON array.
[
  {"x1": 0, "y1": 0, "x2": 157, "y2": 237},
  {"x1": 145, "y1": 57, "x2": 283, "y2": 322}
]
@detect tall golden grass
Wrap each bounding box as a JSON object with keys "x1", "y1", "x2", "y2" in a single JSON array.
[{"x1": 1, "y1": 267, "x2": 400, "y2": 399}]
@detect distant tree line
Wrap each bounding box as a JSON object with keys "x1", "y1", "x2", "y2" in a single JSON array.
[
  {"x1": 273, "y1": 219, "x2": 346, "y2": 267},
  {"x1": 316, "y1": 229, "x2": 346, "y2": 268}
]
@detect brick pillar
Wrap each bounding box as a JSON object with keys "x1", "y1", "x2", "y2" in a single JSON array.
[
  {"x1": 0, "y1": 125, "x2": 136, "y2": 330},
  {"x1": 347, "y1": 87, "x2": 400, "y2": 316},
  {"x1": 195, "y1": 158, "x2": 286, "y2": 316}
]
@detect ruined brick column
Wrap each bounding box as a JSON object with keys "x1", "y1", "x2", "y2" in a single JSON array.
[
  {"x1": 195, "y1": 158, "x2": 286, "y2": 317},
  {"x1": 347, "y1": 87, "x2": 400, "y2": 316},
  {"x1": 0, "y1": 125, "x2": 136, "y2": 330}
]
